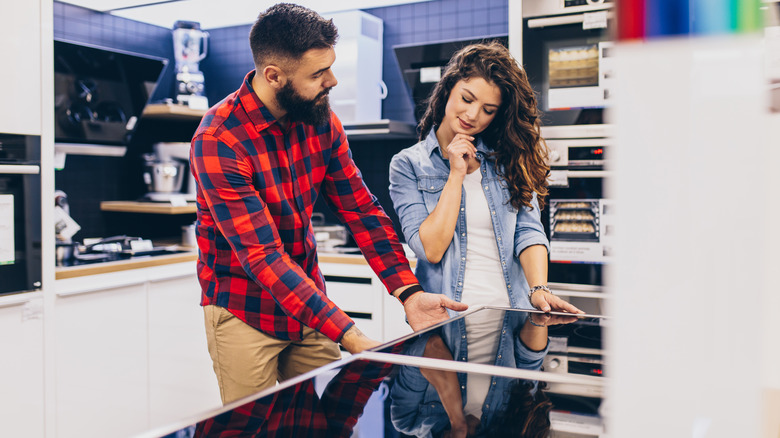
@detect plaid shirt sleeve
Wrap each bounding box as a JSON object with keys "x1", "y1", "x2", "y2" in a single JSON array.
[
  {"x1": 321, "y1": 115, "x2": 419, "y2": 294},
  {"x1": 192, "y1": 127, "x2": 354, "y2": 342}
]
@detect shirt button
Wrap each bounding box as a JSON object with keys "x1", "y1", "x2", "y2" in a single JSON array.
[
  {"x1": 461, "y1": 207, "x2": 464, "y2": 211},
  {"x1": 497, "y1": 354, "x2": 502, "y2": 359},
  {"x1": 430, "y1": 186, "x2": 434, "y2": 189},
  {"x1": 462, "y1": 335, "x2": 466, "y2": 339},
  {"x1": 497, "y1": 237, "x2": 501, "y2": 241},
  {"x1": 485, "y1": 404, "x2": 490, "y2": 409},
  {"x1": 462, "y1": 233, "x2": 465, "y2": 236},
  {"x1": 492, "y1": 381, "x2": 496, "y2": 385},
  {"x1": 507, "y1": 284, "x2": 511, "y2": 289},
  {"x1": 491, "y1": 210, "x2": 496, "y2": 215},
  {"x1": 458, "y1": 282, "x2": 462, "y2": 285},
  {"x1": 461, "y1": 385, "x2": 465, "y2": 389},
  {"x1": 461, "y1": 257, "x2": 465, "y2": 261},
  {"x1": 502, "y1": 330, "x2": 506, "y2": 334},
  {"x1": 484, "y1": 186, "x2": 488, "y2": 190}
]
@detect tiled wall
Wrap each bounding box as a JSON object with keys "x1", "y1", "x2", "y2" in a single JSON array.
[
  {"x1": 52, "y1": 0, "x2": 509, "y2": 241},
  {"x1": 53, "y1": 2, "x2": 188, "y2": 239},
  {"x1": 365, "y1": 0, "x2": 510, "y2": 123}
]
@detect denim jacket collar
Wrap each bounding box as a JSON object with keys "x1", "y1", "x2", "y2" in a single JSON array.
[{"x1": 423, "y1": 128, "x2": 492, "y2": 161}]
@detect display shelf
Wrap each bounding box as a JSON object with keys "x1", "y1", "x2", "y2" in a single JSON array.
[
  {"x1": 100, "y1": 201, "x2": 196, "y2": 214},
  {"x1": 142, "y1": 103, "x2": 207, "y2": 121}
]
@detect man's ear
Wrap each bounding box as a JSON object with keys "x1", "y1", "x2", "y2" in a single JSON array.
[{"x1": 262, "y1": 65, "x2": 286, "y2": 89}]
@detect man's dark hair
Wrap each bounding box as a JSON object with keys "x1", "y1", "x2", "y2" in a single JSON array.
[{"x1": 249, "y1": 3, "x2": 338, "y2": 69}]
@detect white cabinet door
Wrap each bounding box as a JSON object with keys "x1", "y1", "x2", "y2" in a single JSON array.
[
  {"x1": 0, "y1": 295, "x2": 44, "y2": 438},
  {"x1": 321, "y1": 263, "x2": 384, "y2": 342},
  {"x1": 0, "y1": 1, "x2": 42, "y2": 135},
  {"x1": 55, "y1": 281, "x2": 149, "y2": 438},
  {"x1": 148, "y1": 272, "x2": 221, "y2": 428}
]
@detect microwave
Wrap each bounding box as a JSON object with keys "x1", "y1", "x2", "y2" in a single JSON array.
[{"x1": 522, "y1": 1, "x2": 615, "y2": 126}]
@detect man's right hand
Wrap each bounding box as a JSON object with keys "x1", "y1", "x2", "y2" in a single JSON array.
[
  {"x1": 339, "y1": 325, "x2": 381, "y2": 354},
  {"x1": 403, "y1": 292, "x2": 468, "y2": 332}
]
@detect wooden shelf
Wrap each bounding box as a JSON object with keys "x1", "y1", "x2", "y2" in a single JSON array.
[
  {"x1": 100, "y1": 201, "x2": 196, "y2": 214},
  {"x1": 142, "y1": 103, "x2": 207, "y2": 121}
]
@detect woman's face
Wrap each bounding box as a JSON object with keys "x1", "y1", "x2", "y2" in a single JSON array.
[{"x1": 441, "y1": 77, "x2": 502, "y2": 138}]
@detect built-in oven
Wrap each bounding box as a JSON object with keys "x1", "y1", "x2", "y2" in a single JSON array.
[
  {"x1": 542, "y1": 125, "x2": 611, "y2": 314},
  {"x1": 522, "y1": 1, "x2": 614, "y2": 127},
  {"x1": 0, "y1": 133, "x2": 42, "y2": 295}
]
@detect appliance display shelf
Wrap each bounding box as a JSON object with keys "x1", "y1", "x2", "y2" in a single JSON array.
[
  {"x1": 142, "y1": 103, "x2": 207, "y2": 121},
  {"x1": 100, "y1": 200, "x2": 196, "y2": 214}
]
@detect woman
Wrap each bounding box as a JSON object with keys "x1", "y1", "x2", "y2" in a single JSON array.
[
  {"x1": 388, "y1": 42, "x2": 584, "y2": 436},
  {"x1": 389, "y1": 41, "x2": 581, "y2": 314}
]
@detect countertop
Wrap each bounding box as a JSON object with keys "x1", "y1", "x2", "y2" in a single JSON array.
[{"x1": 55, "y1": 249, "x2": 414, "y2": 280}]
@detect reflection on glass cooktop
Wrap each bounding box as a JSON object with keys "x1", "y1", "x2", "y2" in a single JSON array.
[{"x1": 138, "y1": 307, "x2": 607, "y2": 438}]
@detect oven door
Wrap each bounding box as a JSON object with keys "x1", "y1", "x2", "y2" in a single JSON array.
[
  {"x1": 522, "y1": 6, "x2": 614, "y2": 126},
  {"x1": 542, "y1": 135, "x2": 611, "y2": 300},
  {"x1": 0, "y1": 165, "x2": 42, "y2": 295}
]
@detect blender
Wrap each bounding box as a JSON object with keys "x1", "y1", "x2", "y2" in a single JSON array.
[{"x1": 172, "y1": 21, "x2": 209, "y2": 109}]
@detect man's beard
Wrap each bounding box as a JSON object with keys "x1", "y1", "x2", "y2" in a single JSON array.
[{"x1": 276, "y1": 82, "x2": 332, "y2": 126}]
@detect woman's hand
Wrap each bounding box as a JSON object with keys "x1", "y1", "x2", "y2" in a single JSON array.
[
  {"x1": 444, "y1": 134, "x2": 477, "y2": 178},
  {"x1": 530, "y1": 289, "x2": 584, "y2": 314}
]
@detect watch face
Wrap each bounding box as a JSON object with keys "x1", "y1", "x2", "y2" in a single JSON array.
[{"x1": 139, "y1": 308, "x2": 606, "y2": 438}]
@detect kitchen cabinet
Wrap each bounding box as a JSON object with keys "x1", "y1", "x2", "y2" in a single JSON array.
[
  {"x1": 53, "y1": 262, "x2": 220, "y2": 437},
  {"x1": 0, "y1": 0, "x2": 42, "y2": 135},
  {"x1": 54, "y1": 277, "x2": 149, "y2": 438},
  {"x1": 320, "y1": 260, "x2": 413, "y2": 343},
  {"x1": 0, "y1": 294, "x2": 45, "y2": 438},
  {"x1": 147, "y1": 268, "x2": 221, "y2": 428}
]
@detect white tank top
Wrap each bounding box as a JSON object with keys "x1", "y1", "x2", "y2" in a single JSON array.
[{"x1": 460, "y1": 169, "x2": 510, "y2": 418}]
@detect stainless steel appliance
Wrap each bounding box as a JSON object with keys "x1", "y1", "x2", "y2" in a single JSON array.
[
  {"x1": 0, "y1": 133, "x2": 42, "y2": 295},
  {"x1": 142, "y1": 142, "x2": 195, "y2": 203},
  {"x1": 172, "y1": 21, "x2": 209, "y2": 110},
  {"x1": 522, "y1": 1, "x2": 614, "y2": 126},
  {"x1": 542, "y1": 125, "x2": 611, "y2": 314}
]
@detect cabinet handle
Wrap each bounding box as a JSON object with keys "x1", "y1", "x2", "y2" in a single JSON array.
[
  {"x1": 56, "y1": 279, "x2": 147, "y2": 297},
  {"x1": 0, "y1": 294, "x2": 36, "y2": 308},
  {"x1": 324, "y1": 275, "x2": 372, "y2": 285}
]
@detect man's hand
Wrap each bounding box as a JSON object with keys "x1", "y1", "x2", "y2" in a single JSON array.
[
  {"x1": 530, "y1": 290, "x2": 585, "y2": 314},
  {"x1": 340, "y1": 326, "x2": 381, "y2": 354},
  {"x1": 403, "y1": 292, "x2": 468, "y2": 332}
]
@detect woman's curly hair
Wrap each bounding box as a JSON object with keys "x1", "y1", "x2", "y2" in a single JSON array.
[{"x1": 418, "y1": 41, "x2": 549, "y2": 210}]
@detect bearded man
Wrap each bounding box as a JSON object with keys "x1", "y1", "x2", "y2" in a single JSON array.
[{"x1": 190, "y1": 3, "x2": 467, "y2": 404}]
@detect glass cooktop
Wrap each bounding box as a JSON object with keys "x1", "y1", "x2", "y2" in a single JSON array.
[{"x1": 137, "y1": 307, "x2": 607, "y2": 438}]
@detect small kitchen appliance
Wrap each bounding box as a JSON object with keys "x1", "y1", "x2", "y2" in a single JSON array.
[
  {"x1": 172, "y1": 21, "x2": 209, "y2": 109},
  {"x1": 142, "y1": 142, "x2": 196, "y2": 203}
]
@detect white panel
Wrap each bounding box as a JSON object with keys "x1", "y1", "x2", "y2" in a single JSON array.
[
  {"x1": 0, "y1": 2, "x2": 41, "y2": 135},
  {"x1": 0, "y1": 297, "x2": 44, "y2": 438},
  {"x1": 148, "y1": 272, "x2": 221, "y2": 428},
  {"x1": 55, "y1": 283, "x2": 150, "y2": 438},
  {"x1": 607, "y1": 36, "x2": 766, "y2": 437}
]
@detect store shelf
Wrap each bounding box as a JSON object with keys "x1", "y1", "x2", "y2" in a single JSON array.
[
  {"x1": 142, "y1": 103, "x2": 207, "y2": 121},
  {"x1": 100, "y1": 201, "x2": 196, "y2": 214},
  {"x1": 343, "y1": 120, "x2": 417, "y2": 140}
]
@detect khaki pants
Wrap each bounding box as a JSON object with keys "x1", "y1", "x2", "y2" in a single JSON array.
[{"x1": 203, "y1": 304, "x2": 341, "y2": 404}]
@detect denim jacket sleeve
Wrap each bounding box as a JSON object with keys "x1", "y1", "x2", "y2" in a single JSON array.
[
  {"x1": 513, "y1": 192, "x2": 550, "y2": 258},
  {"x1": 388, "y1": 149, "x2": 430, "y2": 262}
]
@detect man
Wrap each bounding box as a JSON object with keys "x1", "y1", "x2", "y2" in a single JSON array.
[{"x1": 190, "y1": 3, "x2": 467, "y2": 405}]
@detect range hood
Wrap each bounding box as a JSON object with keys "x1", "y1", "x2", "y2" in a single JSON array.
[
  {"x1": 393, "y1": 35, "x2": 508, "y2": 123},
  {"x1": 53, "y1": 39, "x2": 169, "y2": 160}
]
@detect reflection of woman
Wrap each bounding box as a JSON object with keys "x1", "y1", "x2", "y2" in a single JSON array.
[
  {"x1": 388, "y1": 42, "x2": 581, "y2": 315},
  {"x1": 390, "y1": 310, "x2": 576, "y2": 437}
]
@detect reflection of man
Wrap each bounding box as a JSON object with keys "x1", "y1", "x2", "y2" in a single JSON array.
[{"x1": 190, "y1": 3, "x2": 467, "y2": 405}]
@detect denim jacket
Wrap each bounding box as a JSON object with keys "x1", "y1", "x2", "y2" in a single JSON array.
[
  {"x1": 388, "y1": 130, "x2": 550, "y2": 309},
  {"x1": 389, "y1": 309, "x2": 548, "y2": 437}
]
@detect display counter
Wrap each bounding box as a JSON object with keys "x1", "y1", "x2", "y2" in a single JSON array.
[{"x1": 137, "y1": 307, "x2": 606, "y2": 438}]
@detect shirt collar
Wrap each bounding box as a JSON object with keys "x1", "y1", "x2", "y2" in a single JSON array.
[{"x1": 238, "y1": 70, "x2": 279, "y2": 133}]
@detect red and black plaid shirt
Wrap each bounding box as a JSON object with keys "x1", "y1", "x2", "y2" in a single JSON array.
[{"x1": 190, "y1": 71, "x2": 417, "y2": 342}]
